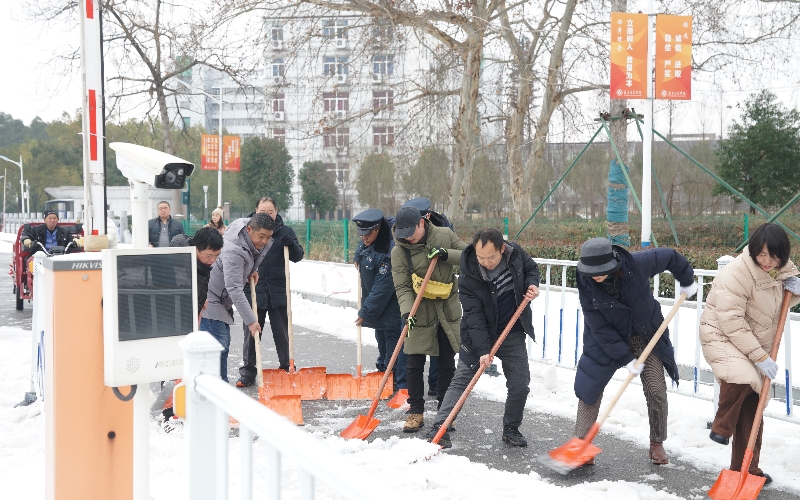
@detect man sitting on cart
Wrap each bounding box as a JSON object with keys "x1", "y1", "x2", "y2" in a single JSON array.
[{"x1": 20, "y1": 210, "x2": 77, "y2": 253}]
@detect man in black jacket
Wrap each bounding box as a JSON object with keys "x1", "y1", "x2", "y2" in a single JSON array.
[
  {"x1": 169, "y1": 227, "x2": 224, "y2": 315},
  {"x1": 21, "y1": 210, "x2": 77, "y2": 252},
  {"x1": 237, "y1": 196, "x2": 304, "y2": 387},
  {"x1": 424, "y1": 228, "x2": 540, "y2": 449},
  {"x1": 148, "y1": 201, "x2": 184, "y2": 247}
]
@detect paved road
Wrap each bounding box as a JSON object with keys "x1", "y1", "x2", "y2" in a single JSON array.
[{"x1": 2, "y1": 252, "x2": 796, "y2": 499}]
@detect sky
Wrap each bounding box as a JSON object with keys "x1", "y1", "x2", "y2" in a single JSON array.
[{"x1": 3, "y1": 0, "x2": 800, "y2": 142}]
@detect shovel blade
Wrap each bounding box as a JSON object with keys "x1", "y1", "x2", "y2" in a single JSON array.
[
  {"x1": 340, "y1": 414, "x2": 380, "y2": 440},
  {"x1": 262, "y1": 367, "x2": 328, "y2": 400},
  {"x1": 538, "y1": 436, "x2": 602, "y2": 475},
  {"x1": 387, "y1": 388, "x2": 409, "y2": 408},
  {"x1": 261, "y1": 393, "x2": 304, "y2": 425},
  {"x1": 705, "y1": 469, "x2": 767, "y2": 500},
  {"x1": 326, "y1": 372, "x2": 393, "y2": 400}
]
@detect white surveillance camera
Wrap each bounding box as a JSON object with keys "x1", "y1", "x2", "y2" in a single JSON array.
[{"x1": 109, "y1": 142, "x2": 194, "y2": 190}]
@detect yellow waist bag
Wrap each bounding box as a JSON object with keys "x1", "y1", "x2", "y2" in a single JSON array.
[{"x1": 411, "y1": 272, "x2": 452, "y2": 299}]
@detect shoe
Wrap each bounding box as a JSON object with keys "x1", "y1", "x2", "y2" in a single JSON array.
[
  {"x1": 485, "y1": 363, "x2": 500, "y2": 377},
  {"x1": 649, "y1": 441, "x2": 669, "y2": 465},
  {"x1": 423, "y1": 425, "x2": 452, "y2": 448},
  {"x1": 502, "y1": 425, "x2": 528, "y2": 447},
  {"x1": 751, "y1": 471, "x2": 772, "y2": 485},
  {"x1": 709, "y1": 431, "x2": 730, "y2": 445},
  {"x1": 427, "y1": 387, "x2": 437, "y2": 396},
  {"x1": 236, "y1": 379, "x2": 253, "y2": 388},
  {"x1": 403, "y1": 413, "x2": 424, "y2": 433},
  {"x1": 583, "y1": 456, "x2": 595, "y2": 466}
]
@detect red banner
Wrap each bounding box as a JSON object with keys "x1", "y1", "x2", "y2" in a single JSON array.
[
  {"x1": 610, "y1": 12, "x2": 648, "y2": 100},
  {"x1": 654, "y1": 15, "x2": 692, "y2": 100},
  {"x1": 201, "y1": 134, "x2": 240, "y2": 171}
]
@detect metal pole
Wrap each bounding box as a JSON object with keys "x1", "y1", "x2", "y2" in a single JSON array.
[
  {"x1": 642, "y1": 0, "x2": 654, "y2": 248},
  {"x1": 217, "y1": 89, "x2": 223, "y2": 207},
  {"x1": 20, "y1": 155, "x2": 25, "y2": 218},
  {"x1": 25, "y1": 180, "x2": 30, "y2": 217},
  {"x1": 203, "y1": 185, "x2": 209, "y2": 222},
  {"x1": 3, "y1": 169, "x2": 6, "y2": 232}
]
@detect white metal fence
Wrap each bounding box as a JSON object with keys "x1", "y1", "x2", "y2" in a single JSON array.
[
  {"x1": 529, "y1": 257, "x2": 799, "y2": 422},
  {"x1": 180, "y1": 331, "x2": 388, "y2": 500}
]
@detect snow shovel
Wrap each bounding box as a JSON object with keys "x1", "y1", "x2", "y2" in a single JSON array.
[
  {"x1": 704, "y1": 289, "x2": 792, "y2": 500},
  {"x1": 539, "y1": 292, "x2": 688, "y2": 474},
  {"x1": 340, "y1": 256, "x2": 439, "y2": 440},
  {"x1": 260, "y1": 247, "x2": 328, "y2": 400},
  {"x1": 430, "y1": 297, "x2": 532, "y2": 447},
  {"x1": 326, "y1": 272, "x2": 393, "y2": 400}
]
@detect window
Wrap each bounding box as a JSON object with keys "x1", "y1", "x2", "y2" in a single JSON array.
[
  {"x1": 323, "y1": 92, "x2": 349, "y2": 112},
  {"x1": 373, "y1": 55, "x2": 394, "y2": 75},
  {"x1": 323, "y1": 56, "x2": 348, "y2": 76},
  {"x1": 273, "y1": 128, "x2": 285, "y2": 143},
  {"x1": 373, "y1": 126, "x2": 394, "y2": 147},
  {"x1": 323, "y1": 128, "x2": 349, "y2": 148},
  {"x1": 324, "y1": 163, "x2": 350, "y2": 183},
  {"x1": 272, "y1": 58, "x2": 285, "y2": 77},
  {"x1": 372, "y1": 21, "x2": 394, "y2": 40},
  {"x1": 323, "y1": 19, "x2": 348, "y2": 39},
  {"x1": 372, "y1": 90, "x2": 394, "y2": 111},
  {"x1": 270, "y1": 23, "x2": 284, "y2": 41},
  {"x1": 273, "y1": 93, "x2": 285, "y2": 112},
  {"x1": 182, "y1": 117, "x2": 190, "y2": 129}
]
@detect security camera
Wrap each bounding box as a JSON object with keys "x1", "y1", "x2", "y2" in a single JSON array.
[{"x1": 109, "y1": 142, "x2": 194, "y2": 190}]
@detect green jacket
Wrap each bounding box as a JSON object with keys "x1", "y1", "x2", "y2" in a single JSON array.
[{"x1": 391, "y1": 221, "x2": 467, "y2": 355}]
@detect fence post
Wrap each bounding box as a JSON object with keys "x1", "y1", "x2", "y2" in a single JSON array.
[
  {"x1": 503, "y1": 217, "x2": 509, "y2": 240},
  {"x1": 343, "y1": 218, "x2": 349, "y2": 263},
  {"x1": 305, "y1": 219, "x2": 312, "y2": 256},
  {"x1": 743, "y1": 213, "x2": 749, "y2": 241},
  {"x1": 180, "y1": 331, "x2": 224, "y2": 500}
]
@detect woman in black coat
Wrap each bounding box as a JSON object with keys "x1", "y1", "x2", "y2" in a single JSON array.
[
  {"x1": 236, "y1": 197, "x2": 304, "y2": 386},
  {"x1": 573, "y1": 237, "x2": 696, "y2": 466}
]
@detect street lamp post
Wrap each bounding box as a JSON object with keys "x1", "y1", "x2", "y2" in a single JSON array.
[
  {"x1": 175, "y1": 79, "x2": 224, "y2": 207},
  {"x1": 25, "y1": 180, "x2": 30, "y2": 217},
  {"x1": 202, "y1": 185, "x2": 209, "y2": 221},
  {"x1": 0, "y1": 155, "x2": 25, "y2": 218}
]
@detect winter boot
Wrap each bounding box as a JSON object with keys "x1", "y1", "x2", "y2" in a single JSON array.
[
  {"x1": 423, "y1": 425, "x2": 452, "y2": 449},
  {"x1": 403, "y1": 413, "x2": 424, "y2": 433},
  {"x1": 485, "y1": 363, "x2": 500, "y2": 377},
  {"x1": 649, "y1": 441, "x2": 669, "y2": 465},
  {"x1": 502, "y1": 425, "x2": 528, "y2": 447},
  {"x1": 709, "y1": 430, "x2": 730, "y2": 445}
]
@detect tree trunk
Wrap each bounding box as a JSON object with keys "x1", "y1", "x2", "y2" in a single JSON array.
[
  {"x1": 155, "y1": 80, "x2": 184, "y2": 216},
  {"x1": 606, "y1": 0, "x2": 629, "y2": 242},
  {"x1": 506, "y1": 68, "x2": 534, "y2": 221},
  {"x1": 446, "y1": 32, "x2": 483, "y2": 220}
]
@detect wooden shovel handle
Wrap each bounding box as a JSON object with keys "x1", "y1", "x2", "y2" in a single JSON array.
[
  {"x1": 284, "y1": 246, "x2": 295, "y2": 373},
  {"x1": 251, "y1": 277, "x2": 264, "y2": 389},
  {"x1": 357, "y1": 270, "x2": 362, "y2": 378}
]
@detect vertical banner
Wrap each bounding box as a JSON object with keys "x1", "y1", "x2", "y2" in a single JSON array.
[
  {"x1": 200, "y1": 134, "x2": 219, "y2": 170},
  {"x1": 610, "y1": 12, "x2": 648, "y2": 100},
  {"x1": 222, "y1": 136, "x2": 241, "y2": 172},
  {"x1": 654, "y1": 15, "x2": 692, "y2": 100},
  {"x1": 79, "y1": 0, "x2": 107, "y2": 233},
  {"x1": 201, "y1": 135, "x2": 240, "y2": 171}
]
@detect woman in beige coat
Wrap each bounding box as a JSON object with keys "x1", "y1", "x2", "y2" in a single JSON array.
[{"x1": 700, "y1": 223, "x2": 800, "y2": 484}]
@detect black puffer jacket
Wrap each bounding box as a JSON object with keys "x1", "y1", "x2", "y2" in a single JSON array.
[
  {"x1": 148, "y1": 216, "x2": 184, "y2": 247},
  {"x1": 457, "y1": 241, "x2": 539, "y2": 366},
  {"x1": 169, "y1": 234, "x2": 212, "y2": 313},
  {"x1": 252, "y1": 214, "x2": 304, "y2": 309}
]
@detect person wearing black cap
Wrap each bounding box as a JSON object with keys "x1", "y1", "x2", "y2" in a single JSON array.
[
  {"x1": 21, "y1": 210, "x2": 77, "y2": 253},
  {"x1": 352, "y1": 208, "x2": 406, "y2": 391},
  {"x1": 391, "y1": 205, "x2": 467, "y2": 432},
  {"x1": 573, "y1": 237, "x2": 697, "y2": 465},
  {"x1": 402, "y1": 197, "x2": 454, "y2": 232}
]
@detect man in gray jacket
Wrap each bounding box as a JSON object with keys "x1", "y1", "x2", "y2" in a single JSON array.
[{"x1": 202, "y1": 213, "x2": 275, "y2": 382}]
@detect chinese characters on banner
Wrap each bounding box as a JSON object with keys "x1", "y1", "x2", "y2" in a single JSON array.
[
  {"x1": 654, "y1": 15, "x2": 692, "y2": 100},
  {"x1": 610, "y1": 12, "x2": 648, "y2": 100},
  {"x1": 201, "y1": 134, "x2": 241, "y2": 171}
]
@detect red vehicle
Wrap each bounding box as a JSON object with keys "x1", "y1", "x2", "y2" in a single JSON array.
[{"x1": 10, "y1": 222, "x2": 83, "y2": 310}]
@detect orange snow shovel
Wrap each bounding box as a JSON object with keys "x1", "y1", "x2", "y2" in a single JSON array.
[
  {"x1": 260, "y1": 247, "x2": 327, "y2": 401},
  {"x1": 251, "y1": 278, "x2": 303, "y2": 424},
  {"x1": 326, "y1": 272, "x2": 393, "y2": 400},
  {"x1": 539, "y1": 292, "x2": 688, "y2": 474},
  {"x1": 704, "y1": 289, "x2": 792, "y2": 500},
  {"x1": 431, "y1": 297, "x2": 532, "y2": 446},
  {"x1": 340, "y1": 257, "x2": 439, "y2": 439}
]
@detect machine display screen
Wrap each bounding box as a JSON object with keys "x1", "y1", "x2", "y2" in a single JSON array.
[{"x1": 116, "y1": 254, "x2": 194, "y2": 341}]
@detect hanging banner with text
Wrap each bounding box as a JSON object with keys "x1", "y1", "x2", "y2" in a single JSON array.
[
  {"x1": 610, "y1": 12, "x2": 648, "y2": 100},
  {"x1": 201, "y1": 134, "x2": 241, "y2": 171},
  {"x1": 654, "y1": 15, "x2": 692, "y2": 100}
]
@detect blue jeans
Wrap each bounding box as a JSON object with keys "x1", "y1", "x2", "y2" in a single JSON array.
[
  {"x1": 200, "y1": 317, "x2": 231, "y2": 382},
  {"x1": 374, "y1": 318, "x2": 407, "y2": 389}
]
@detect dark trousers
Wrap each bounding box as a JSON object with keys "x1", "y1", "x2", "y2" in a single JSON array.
[
  {"x1": 711, "y1": 380, "x2": 764, "y2": 475},
  {"x1": 374, "y1": 318, "x2": 408, "y2": 389},
  {"x1": 434, "y1": 330, "x2": 530, "y2": 429},
  {"x1": 239, "y1": 306, "x2": 290, "y2": 383},
  {"x1": 406, "y1": 325, "x2": 455, "y2": 414},
  {"x1": 574, "y1": 335, "x2": 668, "y2": 442},
  {"x1": 429, "y1": 356, "x2": 438, "y2": 389}
]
